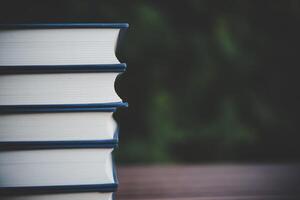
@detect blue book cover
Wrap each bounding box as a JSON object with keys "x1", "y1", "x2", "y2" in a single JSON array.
[
  {"x1": 0, "y1": 63, "x2": 127, "y2": 74},
  {"x1": 0, "y1": 128, "x2": 119, "y2": 150},
  {"x1": 0, "y1": 102, "x2": 128, "y2": 113},
  {"x1": 0, "y1": 23, "x2": 129, "y2": 29}
]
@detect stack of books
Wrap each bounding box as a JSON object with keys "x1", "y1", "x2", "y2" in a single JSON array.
[{"x1": 0, "y1": 23, "x2": 128, "y2": 200}]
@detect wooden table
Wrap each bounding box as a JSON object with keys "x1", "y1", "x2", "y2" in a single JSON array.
[{"x1": 116, "y1": 164, "x2": 300, "y2": 200}]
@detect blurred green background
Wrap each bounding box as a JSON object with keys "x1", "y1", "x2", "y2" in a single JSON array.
[{"x1": 1, "y1": 0, "x2": 300, "y2": 163}]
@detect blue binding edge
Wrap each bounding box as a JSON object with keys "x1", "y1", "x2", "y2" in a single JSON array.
[
  {"x1": 112, "y1": 156, "x2": 119, "y2": 186},
  {"x1": 0, "y1": 128, "x2": 119, "y2": 150},
  {"x1": 0, "y1": 63, "x2": 127, "y2": 74},
  {"x1": 0, "y1": 23, "x2": 129, "y2": 29},
  {"x1": 0, "y1": 183, "x2": 118, "y2": 195},
  {"x1": 0, "y1": 102, "x2": 128, "y2": 113}
]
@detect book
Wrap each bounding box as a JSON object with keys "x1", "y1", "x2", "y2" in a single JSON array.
[
  {"x1": 0, "y1": 23, "x2": 128, "y2": 66},
  {"x1": 0, "y1": 148, "x2": 117, "y2": 188},
  {"x1": 0, "y1": 64, "x2": 126, "y2": 105},
  {"x1": 0, "y1": 105, "x2": 121, "y2": 145},
  {"x1": 2, "y1": 193, "x2": 113, "y2": 200}
]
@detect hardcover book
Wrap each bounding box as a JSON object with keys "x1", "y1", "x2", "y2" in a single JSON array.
[
  {"x1": 0, "y1": 23, "x2": 128, "y2": 65},
  {"x1": 0, "y1": 148, "x2": 117, "y2": 188},
  {"x1": 0, "y1": 106, "x2": 120, "y2": 146},
  {"x1": 0, "y1": 64, "x2": 126, "y2": 105}
]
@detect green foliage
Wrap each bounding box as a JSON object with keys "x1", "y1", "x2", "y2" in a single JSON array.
[{"x1": 117, "y1": 1, "x2": 300, "y2": 163}]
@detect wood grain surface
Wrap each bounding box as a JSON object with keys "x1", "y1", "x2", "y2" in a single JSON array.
[{"x1": 116, "y1": 164, "x2": 300, "y2": 200}]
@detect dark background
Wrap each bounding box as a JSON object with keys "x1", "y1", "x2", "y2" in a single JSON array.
[{"x1": 1, "y1": 0, "x2": 300, "y2": 164}]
